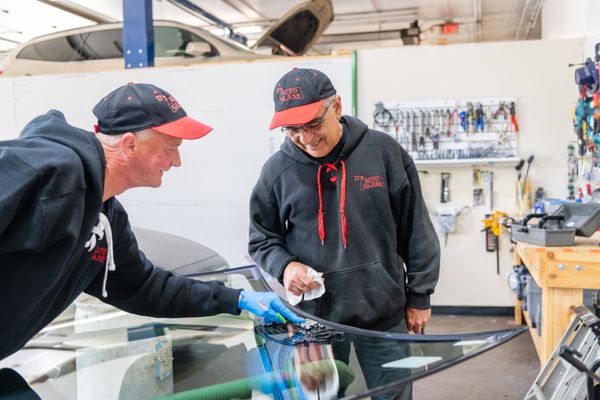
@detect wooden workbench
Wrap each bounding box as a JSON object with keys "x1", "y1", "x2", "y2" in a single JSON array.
[{"x1": 514, "y1": 234, "x2": 600, "y2": 365}]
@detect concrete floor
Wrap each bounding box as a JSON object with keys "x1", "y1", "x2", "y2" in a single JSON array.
[{"x1": 413, "y1": 314, "x2": 540, "y2": 400}]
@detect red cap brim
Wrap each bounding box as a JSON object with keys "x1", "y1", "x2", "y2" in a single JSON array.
[
  {"x1": 269, "y1": 100, "x2": 324, "y2": 130},
  {"x1": 153, "y1": 116, "x2": 213, "y2": 139}
]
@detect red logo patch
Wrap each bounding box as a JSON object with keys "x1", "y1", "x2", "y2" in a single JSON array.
[
  {"x1": 354, "y1": 175, "x2": 385, "y2": 191},
  {"x1": 91, "y1": 246, "x2": 107, "y2": 264},
  {"x1": 154, "y1": 94, "x2": 181, "y2": 113},
  {"x1": 276, "y1": 85, "x2": 304, "y2": 103}
]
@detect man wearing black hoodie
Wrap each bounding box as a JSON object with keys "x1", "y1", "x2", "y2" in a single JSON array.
[
  {"x1": 249, "y1": 69, "x2": 441, "y2": 399},
  {"x1": 0, "y1": 83, "x2": 303, "y2": 399}
]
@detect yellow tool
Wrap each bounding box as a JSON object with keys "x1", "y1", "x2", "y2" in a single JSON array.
[
  {"x1": 481, "y1": 211, "x2": 508, "y2": 274},
  {"x1": 481, "y1": 211, "x2": 508, "y2": 236}
]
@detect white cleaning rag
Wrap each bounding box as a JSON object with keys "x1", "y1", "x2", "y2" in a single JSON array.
[{"x1": 286, "y1": 268, "x2": 325, "y2": 306}]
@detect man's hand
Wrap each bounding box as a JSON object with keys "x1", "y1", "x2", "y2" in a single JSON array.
[
  {"x1": 283, "y1": 261, "x2": 322, "y2": 296},
  {"x1": 238, "y1": 290, "x2": 305, "y2": 324},
  {"x1": 406, "y1": 307, "x2": 431, "y2": 334}
]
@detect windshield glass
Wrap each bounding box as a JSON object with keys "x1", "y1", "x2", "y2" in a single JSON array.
[{"x1": 2, "y1": 266, "x2": 524, "y2": 399}]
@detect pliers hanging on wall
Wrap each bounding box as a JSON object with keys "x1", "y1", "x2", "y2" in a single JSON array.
[
  {"x1": 466, "y1": 102, "x2": 475, "y2": 134},
  {"x1": 509, "y1": 101, "x2": 519, "y2": 133},
  {"x1": 493, "y1": 101, "x2": 508, "y2": 120},
  {"x1": 459, "y1": 109, "x2": 467, "y2": 133},
  {"x1": 474, "y1": 102, "x2": 485, "y2": 132}
]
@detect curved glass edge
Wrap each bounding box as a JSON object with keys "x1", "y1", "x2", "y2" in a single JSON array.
[
  {"x1": 3, "y1": 264, "x2": 528, "y2": 400},
  {"x1": 200, "y1": 265, "x2": 527, "y2": 342}
]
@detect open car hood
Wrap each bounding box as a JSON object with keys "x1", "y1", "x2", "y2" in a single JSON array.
[{"x1": 252, "y1": 0, "x2": 333, "y2": 56}]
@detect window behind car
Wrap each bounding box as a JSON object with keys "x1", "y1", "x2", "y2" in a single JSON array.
[{"x1": 17, "y1": 26, "x2": 217, "y2": 61}]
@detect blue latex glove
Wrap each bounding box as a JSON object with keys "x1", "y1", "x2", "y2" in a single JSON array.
[{"x1": 238, "y1": 291, "x2": 305, "y2": 324}]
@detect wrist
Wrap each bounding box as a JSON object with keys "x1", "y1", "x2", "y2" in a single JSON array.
[{"x1": 238, "y1": 290, "x2": 246, "y2": 309}]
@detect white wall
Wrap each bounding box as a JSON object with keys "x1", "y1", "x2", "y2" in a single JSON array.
[
  {"x1": 1, "y1": 39, "x2": 584, "y2": 307},
  {"x1": 542, "y1": 0, "x2": 600, "y2": 40},
  {"x1": 0, "y1": 57, "x2": 352, "y2": 268},
  {"x1": 542, "y1": 0, "x2": 600, "y2": 58},
  {"x1": 0, "y1": 78, "x2": 16, "y2": 132},
  {"x1": 357, "y1": 39, "x2": 584, "y2": 306}
]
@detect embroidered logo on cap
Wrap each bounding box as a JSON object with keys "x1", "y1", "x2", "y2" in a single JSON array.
[
  {"x1": 277, "y1": 85, "x2": 304, "y2": 103},
  {"x1": 154, "y1": 94, "x2": 181, "y2": 113}
]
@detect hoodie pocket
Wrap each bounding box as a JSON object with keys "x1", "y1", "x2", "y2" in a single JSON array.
[{"x1": 316, "y1": 260, "x2": 405, "y2": 328}]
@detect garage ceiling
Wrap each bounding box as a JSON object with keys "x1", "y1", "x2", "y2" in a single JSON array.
[{"x1": 0, "y1": 0, "x2": 543, "y2": 53}]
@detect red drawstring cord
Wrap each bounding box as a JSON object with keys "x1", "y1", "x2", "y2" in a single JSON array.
[
  {"x1": 317, "y1": 165, "x2": 325, "y2": 245},
  {"x1": 316, "y1": 161, "x2": 348, "y2": 249},
  {"x1": 340, "y1": 160, "x2": 347, "y2": 249}
]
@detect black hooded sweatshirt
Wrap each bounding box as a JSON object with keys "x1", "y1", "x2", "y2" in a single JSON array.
[
  {"x1": 249, "y1": 116, "x2": 440, "y2": 330},
  {"x1": 0, "y1": 110, "x2": 241, "y2": 361}
]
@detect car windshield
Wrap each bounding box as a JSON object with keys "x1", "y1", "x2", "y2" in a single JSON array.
[
  {"x1": 16, "y1": 26, "x2": 225, "y2": 62},
  {"x1": 3, "y1": 265, "x2": 525, "y2": 399}
]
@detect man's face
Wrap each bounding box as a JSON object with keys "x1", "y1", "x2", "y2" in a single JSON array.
[
  {"x1": 129, "y1": 130, "x2": 182, "y2": 188},
  {"x1": 282, "y1": 96, "x2": 342, "y2": 158}
]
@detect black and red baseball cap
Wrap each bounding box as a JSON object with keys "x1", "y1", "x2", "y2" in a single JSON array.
[
  {"x1": 269, "y1": 68, "x2": 337, "y2": 130},
  {"x1": 93, "y1": 83, "x2": 212, "y2": 139}
]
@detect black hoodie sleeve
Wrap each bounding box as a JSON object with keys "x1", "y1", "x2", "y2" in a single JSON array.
[
  {"x1": 84, "y1": 201, "x2": 242, "y2": 317},
  {"x1": 392, "y1": 153, "x2": 441, "y2": 309},
  {"x1": 248, "y1": 176, "x2": 298, "y2": 281}
]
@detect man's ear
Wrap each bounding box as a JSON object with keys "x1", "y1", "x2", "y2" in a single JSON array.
[
  {"x1": 334, "y1": 95, "x2": 342, "y2": 119},
  {"x1": 121, "y1": 132, "x2": 136, "y2": 154}
]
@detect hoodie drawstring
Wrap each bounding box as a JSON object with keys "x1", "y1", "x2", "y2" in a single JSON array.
[
  {"x1": 316, "y1": 160, "x2": 347, "y2": 249},
  {"x1": 340, "y1": 160, "x2": 348, "y2": 249},
  {"x1": 317, "y1": 165, "x2": 325, "y2": 245},
  {"x1": 85, "y1": 212, "x2": 116, "y2": 298}
]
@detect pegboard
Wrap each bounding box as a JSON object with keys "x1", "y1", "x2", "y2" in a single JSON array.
[{"x1": 373, "y1": 97, "x2": 519, "y2": 163}]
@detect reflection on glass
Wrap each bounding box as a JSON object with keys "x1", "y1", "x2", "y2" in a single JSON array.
[{"x1": 0, "y1": 266, "x2": 525, "y2": 399}]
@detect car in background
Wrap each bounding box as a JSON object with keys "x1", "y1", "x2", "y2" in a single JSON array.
[
  {"x1": 0, "y1": 0, "x2": 334, "y2": 76},
  {"x1": 0, "y1": 20, "x2": 267, "y2": 76},
  {"x1": 134, "y1": 228, "x2": 228, "y2": 276}
]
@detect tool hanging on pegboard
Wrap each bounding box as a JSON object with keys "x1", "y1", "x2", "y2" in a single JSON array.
[
  {"x1": 567, "y1": 53, "x2": 600, "y2": 203},
  {"x1": 436, "y1": 206, "x2": 469, "y2": 247},
  {"x1": 481, "y1": 211, "x2": 508, "y2": 275},
  {"x1": 440, "y1": 172, "x2": 451, "y2": 203}
]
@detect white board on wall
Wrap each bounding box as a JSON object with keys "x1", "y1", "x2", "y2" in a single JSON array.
[{"x1": 0, "y1": 57, "x2": 352, "y2": 266}]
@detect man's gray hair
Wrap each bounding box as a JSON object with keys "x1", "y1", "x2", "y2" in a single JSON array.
[
  {"x1": 324, "y1": 94, "x2": 336, "y2": 106},
  {"x1": 96, "y1": 129, "x2": 154, "y2": 146}
]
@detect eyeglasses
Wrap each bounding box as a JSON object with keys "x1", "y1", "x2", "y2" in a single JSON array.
[{"x1": 281, "y1": 98, "x2": 334, "y2": 136}]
